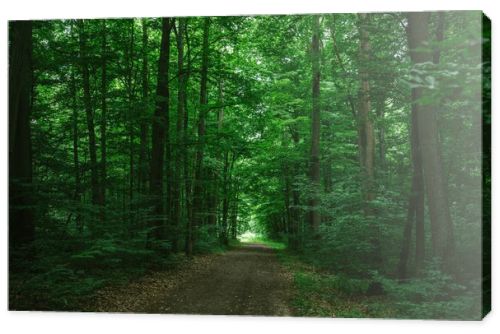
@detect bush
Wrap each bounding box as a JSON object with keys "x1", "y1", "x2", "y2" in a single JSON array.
[
  {"x1": 194, "y1": 225, "x2": 224, "y2": 254},
  {"x1": 374, "y1": 266, "x2": 482, "y2": 319}
]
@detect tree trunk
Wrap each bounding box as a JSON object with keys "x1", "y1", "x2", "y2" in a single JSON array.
[
  {"x1": 192, "y1": 17, "x2": 211, "y2": 247},
  {"x1": 407, "y1": 12, "x2": 455, "y2": 270},
  {"x1": 164, "y1": 20, "x2": 174, "y2": 251},
  {"x1": 139, "y1": 19, "x2": 149, "y2": 194},
  {"x1": 322, "y1": 108, "x2": 334, "y2": 223},
  {"x1": 148, "y1": 18, "x2": 171, "y2": 245},
  {"x1": 207, "y1": 169, "x2": 218, "y2": 227},
  {"x1": 397, "y1": 84, "x2": 426, "y2": 279},
  {"x1": 284, "y1": 165, "x2": 292, "y2": 238},
  {"x1": 375, "y1": 97, "x2": 386, "y2": 170},
  {"x1": 398, "y1": 173, "x2": 417, "y2": 280},
  {"x1": 230, "y1": 180, "x2": 239, "y2": 240},
  {"x1": 100, "y1": 20, "x2": 107, "y2": 213},
  {"x1": 289, "y1": 123, "x2": 301, "y2": 250},
  {"x1": 358, "y1": 13, "x2": 382, "y2": 268},
  {"x1": 78, "y1": 20, "x2": 103, "y2": 226},
  {"x1": 204, "y1": 78, "x2": 224, "y2": 233},
  {"x1": 169, "y1": 19, "x2": 183, "y2": 248},
  {"x1": 210, "y1": 79, "x2": 225, "y2": 229},
  {"x1": 308, "y1": 15, "x2": 321, "y2": 234},
  {"x1": 172, "y1": 18, "x2": 187, "y2": 254},
  {"x1": 412, "y1": 93, "x2": 426, "y2": 275},
  {"x1": 220, "y1": 151, "x2": 231, "y2": 245},
  {"x1": 9, "y1": 20, "x2": 35, "y2": 249},
  {"x1": 125, "y1": 20, "x2": 136, "y2": 221},
  {"x1": 182, "y1": 19, "x2": 193, "y2": 256},
  {"x1": 70, "y1": 66, "x2": 82, "y2": 231},
  {"x1": 357, "y1": 13, "x2": 376, "y2": 211}
]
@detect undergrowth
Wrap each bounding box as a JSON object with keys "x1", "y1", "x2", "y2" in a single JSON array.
[
  {"x1": 276, "y1": 249, "x2": 481, "y2": 319},
  {"x1": 9, "y1": 227, "x2": 231, "y2": 311}
]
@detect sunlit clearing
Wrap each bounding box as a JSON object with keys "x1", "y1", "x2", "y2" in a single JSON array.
[{"x1": 238, "y1": 231, "x2": 260, "y2": 243}]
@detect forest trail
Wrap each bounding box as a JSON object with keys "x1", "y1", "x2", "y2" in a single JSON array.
[{"x1": 90, "y1": 244, "x2": 293, "y2": 316}]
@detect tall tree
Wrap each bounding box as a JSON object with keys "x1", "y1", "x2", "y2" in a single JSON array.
[
  {"x1": 375, "y1": 97, "x2": 386, "y2": 170},
  {"x1": 78, "y1": 19, "x2": 103, "y2": 224},
  {"x1": 221, "y1": 151, "x2": 236, "y2": 245},
  {"x1": 183, "y1": 19, "x2": 194, "y2": 255},
  {"x1": 192, "y1": 17, "x2": 211, "y2": 248},
  {"x1": 125, "y1": 20, "x2": 136, "y2": 208},
  {"x1": 70, "y1": 65, "x2": 82, "y2": 231},
  {"x1": 289, "y1": 121, "x2": 302, "y2": 250},
  {"x1": 100, "y1": 20, "x2": 108, "y2": 211},
  {"x1": 357, "y1": 13, "x2": 376, "y2": 212},
  {"x1": 206, "y1": 77, "x2": 225, "y2": 230},
  {"x1": 407, "y1": 12, "x2": 455, "y2": 270},
  {"x1": 357, "y1": 13, "x2": 384, "y2": 269},
  {"x1": 138, "y1": 19, "x2": 149, "y2": 194},
  {"x1": 171, "y1": 18, "x2": 187, "y2": 252},
  {"x1": 149, "y1": 18, "x2": 172, "y2": 245},
  {"x1": 9, "y1": 20, "x2": 35, "y2": 249},
  {"x1": 397, "y1": 13, "x2": 449, "y2": 279},
  {"x1": 397, "y1": 95, "x2": 425, "y2": 279},
  {"x1": 308, "y1": 15, "x2": 321, "y2": 234}
]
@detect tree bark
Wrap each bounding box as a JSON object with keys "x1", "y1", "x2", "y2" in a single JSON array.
[
  {"x1": 205, "y1": 78, "x2": 225, "y2": 230},
  {"x1": 357, "y1": 13, "x2": 376, "y2": 211},
  {"x1": 375, "y1": 97, "x2": 386, "y2": 170},
  {"x1": 398, "y1": 173, "x2": 418, "y2": 279},
  {"x1": 171, "y1": 18, "x2": 187, "y2": 253},
  {"x1": 125, "y1": 20, "x2": 136, "y2": 221},
  {"x1": 100, "y1": 20, "x2": 108, "y2": 212},
  {"x1": 182, "y1": 20, "x2": 193, "y2": 256},
  {"x1": 289, "y1": 123, "x2": 301, "y2": 250},
  {"x1": 407, "y1": 12, "x2": 455, "y2": 270},
  {"x1": 70, "y1": 65, "x2": 82, "y2": 231},
  {"x1": 192, "y1": 17, "x2": 211, "y2": 245},
  {"x1": 164, "y1": 20, "x2": 174, "y2": 250},
  {"x1": 220, "y1": 151, "x2": 233, "y2": 245},
  {"x1": 412, "y1": 92, "x2": 426, "y2": 274},
  {"x1": 149, "y1": 18, "x2": 171, "y2": 245},
  {"x1": 283, "y1": 162, "x2": 293, "y2": 239},
  {"x1": 78, "y1": 20, "x2": 103, "y2": 225},
  {"x1": 9, "y1": 20, "x2": 35, "y2": 249},
  {"x1": 230, "y1": 180, "x2": 239, "y2": 240},
  {"x1": 397, "y1": 84, "x2": 426, "y2": 279},
  {"x1": 357, "y1": 13, "x2": 383, "y2": 268},
  {"x1": 308, "y1": 15, "x2": 321, "y2": 234},
  {"x1": 139, "y1": 19, "x2": 149, "y2": 194}
]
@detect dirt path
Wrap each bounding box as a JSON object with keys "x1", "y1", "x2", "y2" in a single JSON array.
[{"x1": 89, "y1": 243, "x2": 293, "y2": 316}]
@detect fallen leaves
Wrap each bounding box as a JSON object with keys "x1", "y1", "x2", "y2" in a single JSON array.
[{"x1": 83, "y1": 254, "x2": 218, "y2": 313}]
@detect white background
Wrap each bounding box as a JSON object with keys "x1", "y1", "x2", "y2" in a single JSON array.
[{"x1": 0, "y1": 0, "x2": 498, "y2": 333}]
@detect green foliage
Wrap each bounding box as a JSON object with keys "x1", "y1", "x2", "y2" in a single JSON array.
[
  {"x1": 9, "y1": 228, "x2": 180, "y2": 310},
  {"x1": 194, "y1": 225, "x2": 225, "y2": 254},
  {"x1": 374, "y1": 267, "x2": 482, "y2": 319},
  {"x1": 69, "y1": 237, "x2": 159, "y2": 270},
  {"x1": 279, "y1": 252, "x2": 391, "y2": 318},
  {"x1": 9, "y1": 12, "x2": 486, "y2": 318},
  {"x1": 11, "y1": 264, "x2": 105, "y2": 310}
]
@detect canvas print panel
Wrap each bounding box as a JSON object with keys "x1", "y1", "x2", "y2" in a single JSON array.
[{"x1": 9, "y1": 11, "x2": 490, "y2": 319}]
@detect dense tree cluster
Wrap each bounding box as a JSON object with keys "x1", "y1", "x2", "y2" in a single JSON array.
[{"x1": 9, "y1": 12, "x2": 489, "y2": 317}]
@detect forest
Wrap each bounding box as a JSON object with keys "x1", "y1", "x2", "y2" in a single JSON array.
[{"x1": 9, "y1": 11, "x2": 489, "y2": 319}]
